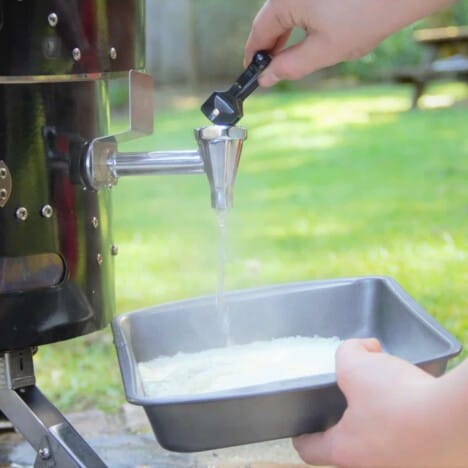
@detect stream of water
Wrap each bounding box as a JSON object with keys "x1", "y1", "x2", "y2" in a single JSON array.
[{"x1": 216, "y1": 209, "x2": 231, "y2": 345}]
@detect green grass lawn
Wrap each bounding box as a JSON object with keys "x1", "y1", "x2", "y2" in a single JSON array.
[{"x1": 35, "y1": 82, "x2": 467, "y2": 412}]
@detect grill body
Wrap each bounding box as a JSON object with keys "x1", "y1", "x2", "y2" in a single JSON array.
[{"x1": 0, "y1": 0, "x2": 145, "y2": 350}]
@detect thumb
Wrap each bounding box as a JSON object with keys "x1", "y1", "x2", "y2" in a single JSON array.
[
  {"x1": 337, "y1": 338, "x2": 382, "y2": 358},
  {"x1": 292, "y1": 427, "x2": 338, "y2": 466},
  {"x1": 335, "y1": 338, "x2": 382, "y2": 392},
  {"x1": 258, "y1": 34, "x2": 336, "y2": 87},
  {"x1": 359, "y1": 337, "x2": 382, "y2": 353}
]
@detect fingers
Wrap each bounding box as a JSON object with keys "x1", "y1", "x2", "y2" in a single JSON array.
[
  {"x1": 292, "y1": 340, "x2": 381, "y2": 465},
  {"x1": 271, "y1": 30, "x2": 293, "y2": 56},
  {"x1": 244, "y1": 31, "x2": 292, "y2": 69},
  {"x1": 244, "y1": 0, "x2": 295, "y2": 66},
  {"x1": 245, "y1": 0, "x2": 338, "y2": 86},
  {"x1": 258, "y1": 34, "x2": 335, "y2": 87},
  {"x1": 292, "y1": 427, "x2": 338, "y2": 466}
]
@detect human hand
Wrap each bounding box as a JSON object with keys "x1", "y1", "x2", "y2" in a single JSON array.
[
  {"x1": 293, "y1": 339, "x2": 468, "y2": 467},
  {"x1": 245, "y1": 0, "x2": 456, "y2": 87}
]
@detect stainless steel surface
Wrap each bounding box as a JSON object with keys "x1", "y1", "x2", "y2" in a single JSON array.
[
  {"x1": 0, "y1": 349, "x2": 106, "y2": 467},
  {"x1": 0, "y1": 254, "x2": 65, "y2": 294},
  {"x1": 86, "y1": 125, "x2": 246, "y2": 211},
  {"x1": 47, "y1": 13, "x2": 58, "y2": 27},
  {"x1": 15, "y1": 207, "x2": 28, "y2": 221},
  {"x1": 72, "y1": 48, "x2": 82, "y2": 62},
  {"x1": 0, "y1": 350, "x2": 35, "y2": 390},
  {"x1": 0, "y1": 72, "x2": 133, "y2": 84},
  {"x1": 110, "y1": 150, "x2": 204, "y2": 177},
  {"x1": 122, "y1": 70, "x2": 154, "y2": 140},
  {"x1": 196, "y1": 125, "x2": 248, "y2": 141},
  {"x1": 195, "y1": 125, "x2": 247, "y2": 210},
  {"x1": 0, "y1": 0, "x2": 145, "y2": 83},
  {"x1": 0, "y1": 79, "x2": 116, "y2": 350},
  {"x1": 84, "y1": 70, "x2": 154, "y2": 190},
  {"x1": 0, "y1": 161, "x2": 12, "y2": 208},
  {"x1": 38, "y1": 447, "x2": 51, "y2": 460},
  {"x1": 85, "y1": 139, "x2": 119, "y2": 190},
  {"x1": 83, "y1": 73, "x2": 246, "y2": 210},
  {"x1": 112, "y1": 277, "x2": 462, "y2": 452},
  {"x1": 1, "y1": 0, "x2": 154, "y2": 464},
  {"x1": 40, "y1": 205, "x2": 54, "y2": 219},
  {"x1": 0, "y1": 189, "x2": 7, "y2": 206}
]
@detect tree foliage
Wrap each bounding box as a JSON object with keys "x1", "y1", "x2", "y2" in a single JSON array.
[{"x1": 337, "y1": 2, "x2": 468, "y2": 81}]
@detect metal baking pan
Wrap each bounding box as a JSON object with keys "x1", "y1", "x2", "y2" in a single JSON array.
[{"x1": 111, "y1": 276, "x2": 462, "y2": 452}]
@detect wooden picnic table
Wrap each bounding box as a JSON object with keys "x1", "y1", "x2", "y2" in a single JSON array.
[
  {"x1": 413, "y1": 25, "x2": 468, "y2": 49},
  {"x1": 393, "y1": 26, "x2": 468, "y2": 108}
]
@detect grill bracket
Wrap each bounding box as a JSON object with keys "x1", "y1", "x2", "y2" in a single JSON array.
[
  {"x1": 0, "y1": 349, "x2": 35, "y2": 390},
  {"x1": 0, "y1": 349, "x2": 106, "y2": 467}
]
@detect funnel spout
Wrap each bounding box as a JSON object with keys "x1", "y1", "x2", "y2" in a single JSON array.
[{"x1": 195, "y1": 126, "x2": 247, "y2": 211}]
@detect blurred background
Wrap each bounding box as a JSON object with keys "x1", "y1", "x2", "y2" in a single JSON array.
[
  {"x1": 36, "y1": 0, "x2": 467, "y2": 413},
  {"x1": 144, "y1": 0, "x2": 468, "y2": 86}
]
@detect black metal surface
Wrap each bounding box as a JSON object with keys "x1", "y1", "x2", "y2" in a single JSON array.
[
  {"x1": 0, "y1": 80, "x2": 115, "y2": 350},
  {"x1": 0, "y1": 254, "x2": 65, "y2": 293},
  {"x1": 112, "y1": 277, "x2": 462, "y2": 452},
  {"x1": 0, "y1": 0, "x2": 145, "y2": 80},
  {"x1": 201, "y1": 51, "x2": 271, "y2": 125}
]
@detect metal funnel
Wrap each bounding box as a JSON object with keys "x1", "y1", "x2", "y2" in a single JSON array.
[{"x1": 195, "y1": 126, "x2": 247, "y2": 211}]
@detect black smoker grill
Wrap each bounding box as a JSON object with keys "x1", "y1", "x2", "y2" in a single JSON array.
[
  {"x1": 0, "y1": 1, "x2": 249, "y2": 464},
  {"x1": 0, "y1": 1, "x2": 144, "y2": 466}
]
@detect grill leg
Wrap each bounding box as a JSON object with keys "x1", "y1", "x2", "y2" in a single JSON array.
[{"x1": 0, "y1": 349, "x2": 106, "y2": 467}]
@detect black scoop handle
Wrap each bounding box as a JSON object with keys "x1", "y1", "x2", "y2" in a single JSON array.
[{"x1": 201, "y1": 51, "x2": 272, "y2": 126}]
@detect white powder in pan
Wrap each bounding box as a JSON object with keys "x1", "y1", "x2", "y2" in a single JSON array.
[{"x1": 138, "y1": 336, "x2": 341, "y2": 398}]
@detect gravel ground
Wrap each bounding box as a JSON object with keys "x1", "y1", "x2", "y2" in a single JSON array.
[{"x1": 0, "y1": 405, "x2": 314, "y2": 467}]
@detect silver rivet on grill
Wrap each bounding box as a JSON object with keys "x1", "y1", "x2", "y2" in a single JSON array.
[
  {"x1": 91, "y1": 217, "x2": 99, "y2": 228},
  {"x1": 48, "y1": 13, "x2": 58, "y2": 27},
  {"x1": 38, "y1": 447, "x2": 50, "y2": 460},
  {"x1": 110, "y1": 244, "x2": 119, "y2": 256},
  {"x1": 40, "y1": 205, "x2": 54, "y2": 218},
  {"x1": 0, "y1": 168, "x2": 7, "y2": 178},
  {"x1": 15, "y1": 207, "x2": 28, "y2": 221},
  {"x1": 96, "y1": 253, "x2": 103, "y2": 266},
  {"x1": 0, "y1": 189, "x2": 7, "y2": 201},
  {"x1": 72, "y1": 48, "x2": 81, "y2": 61},
  {"x1": 109, "y1": 47, "x2": 117, "y2": 60}
]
